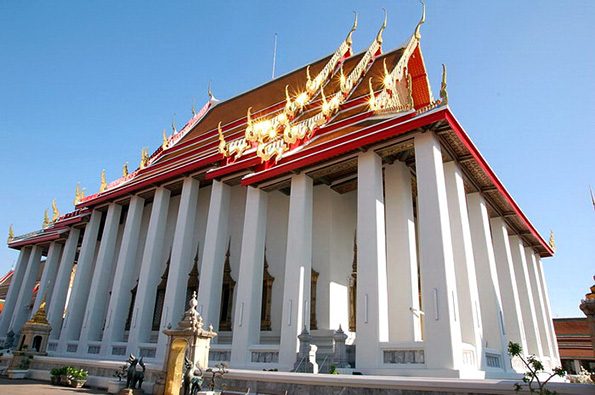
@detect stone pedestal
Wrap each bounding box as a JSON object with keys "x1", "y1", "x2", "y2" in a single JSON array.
[
  {"x1": 162, "y1": 292, "x2": 217, "y2": 395},
  {"x1": 293, "y1": 327, "x2": 318, "y2": 373},
  {"x1": 332, "y1": 325, "x2": 350, "y2": 368}
]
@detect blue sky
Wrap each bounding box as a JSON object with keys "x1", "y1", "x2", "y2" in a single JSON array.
[{"x1": 0, "y1": 1, "x2": 593, "y2": 318}]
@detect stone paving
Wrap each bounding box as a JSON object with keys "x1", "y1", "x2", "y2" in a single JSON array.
[{"x1": 0, "y1": 377, "x2": 107, "y2": 394}]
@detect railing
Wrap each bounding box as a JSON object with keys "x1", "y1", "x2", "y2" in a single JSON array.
[{"x1": 379, "y1": 342, "x2": 425, "y2": 365}]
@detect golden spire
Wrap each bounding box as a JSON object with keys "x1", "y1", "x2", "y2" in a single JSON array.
[
  {"x1": 122, "y1": 162, "x2": 129, "y2": 177},
  {"x1": 414, "y1": 0, "x2": 426, "y2": 40},
  {"x1": 440, "y1": 64, "x2": 448, "y2": 105},
  {"x1": 376, "y1": 9, "x2": 388, "y2": 44},
  {"x1": 346, "y1": 12, "x2": 358, "y2": 46},
  {"x1": 42, "y1": 209, "x2": 50, "y2": 228},
  {"x1": 162, "y1": 129, "x2": 168, "y2": 150},
  {"x1": 99, "y1": 169, "x2": 107, "y2": 193},
  {"x1": 73, "y1": 183, "x2": 84, "y2": 206},
  {"x1": 29, "y1": 295, "x2": 49, "y2": 325},
  {"x1": 140, "y1": 147, "x2": 149, "y2": 169},
  {"x1": 51, "y1": 199, "x2": 60, "y2": 222},
  {"x1": 549, "y1": 230, "x2": 556, "y2": 252},
  {"x1": 217, "y1": 122, "x2": 228, "y2": 156},
  {"x1": 8, "y1": 224, "x2": 14, "y2": 243}
]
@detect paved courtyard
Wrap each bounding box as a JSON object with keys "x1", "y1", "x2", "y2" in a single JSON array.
[{"x1": 0, "y1": 377, "x2": 106, "y2": 394}]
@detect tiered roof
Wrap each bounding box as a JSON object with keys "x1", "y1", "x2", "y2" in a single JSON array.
[{"x1": 7, "y1": 6, "x2": 554, "y2": 257}]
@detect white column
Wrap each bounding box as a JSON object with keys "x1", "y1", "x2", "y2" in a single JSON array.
[
  {"x1": 356, "y1": 150, "x2": 389, "y2": 370},
  {"x1": 47, "y1": 228, "x2": 80, "y2": 339},
  {"x1": 32, "y1": 241, "x2": 64, "y2": 313},
  {"x1": 101, "y1": 196, "x2": 145, "y2": 355},
  {"x1": 490, "y1": 218, "x2": 528, "y2": 353},
  {"x1": 157, "y1": 177, "x2": 200, "y2": 360},
  {"x1": 384, "y1": 161, "x2": 421, "y2": 342},
  {"x1": 279, "y1": 174, "x2": 313, "y2": 370},
  {"x1": 443, "y1": 162, "x2": 483, "y2": 369},
  {"x1": 127, "y1": 187, "x2": 171, "y2": 355},
  {"x1": 230, "y1": 187, "x2": 268, "y2": 368},
  {"x1": 9, "y1": 245, "x2": 42, "y2": 334},
  {"x1": 536, "y1": 258, "x2": 560, "y2": 364},
  {"x1": 526, "y1": 249, "x2": 554, "y2": 361},
  {"x1": 509, "y1": 235, "x2": 543, "y2": 358},
  {"x1": 467, "y1": 193, "x2": 509, "y2": 370},
  {"x1": 58, "y1": 210, "x2": 103, "y2": 351},
  {"x1": 0, "y1": 246, "x2": 32, "y2": 337},
  {"x1": 79, "y1": 203, "x2": 122, "y2": 348},
  {"x1": 414, "y1": 132, "x2": 462, "y2": 371},
  {"x1": 197, "y1": 180, "x2": 231, "y2": 329}
]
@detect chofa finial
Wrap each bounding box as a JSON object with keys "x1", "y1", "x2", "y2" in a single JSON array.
[
  {"x1": 140, "y1": 147, "x2": 149, "y2": 169},
  {"x1": 99, "y1": 169, "x2": 107, "y2": 193},
  {"x1": 346, "y1": 12, "x2": 358, "y2": 46},
  {"x1": 549, "y1": 230, "x2": 556, "y2": 252},
  {"x1": 122, "y1": 162, "x2": 129, "y2": 177},
  {"x1": 51, "y1": 199, "x2": 60, "y2": 222},
  {"x1": 414, "y1": 0, "x2": 426, "y2": 40},
  {"x1": 8, "y1": 224, "x2": 14, "y2": 243},
  {"x1": 162, "y1": 129, "x2": 169, "y2": 150},
  {"x1": 208, "y1": 80, "x2": 214, "y2": 100},
  {"x1": 440, "y1": 64, "x2": 448, "y2": 105},
  {"x1": 73, "y1": 183, "x2": 84, "y2": 206},
  {"x1": 171, "y1": 114, "x2": 177, "y2": 135},
  {"x1": 42, "y1": 208, "x2": 50, "y2": 228},
  {"x1": 376, "y1": 9, "x2": 388, "y2": 44}
]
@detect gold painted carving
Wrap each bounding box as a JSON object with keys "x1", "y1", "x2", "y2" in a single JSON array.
[
  {"x1": 440, "y1": 64, "x2": 448, "y2": 105},
  {"x1": 99, "y1": 169, "x2": 107, "y2": 193},
  {"x1": 73, "y1": 183, "x2": 84, "y2": 206},
  {"x1": 549, "y1": 230, "x2": 556, "y2": 252},
  {"x1": 8, "y1": 224, "x2": 14, "y2": 243},
  {"x1": 140, "y1": 147, "x2": 150, "y2": 169},
  {"x1": 42, "y1": 209, "x2": 50, "y2": 229},
  {"x1": 51, "y1": 199, "x2": 60, "y2": 222},
  {"x1": 122, "y1": 162, "x2": 129, "y2": 177}
]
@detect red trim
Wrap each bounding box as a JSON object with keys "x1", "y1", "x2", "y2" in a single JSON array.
[
  {"x1": 443, "y1": 110, "x2": 554, "y2": 257},
  {"x1": 9, "y1": 233, "x2": 61, "y2": 249}
]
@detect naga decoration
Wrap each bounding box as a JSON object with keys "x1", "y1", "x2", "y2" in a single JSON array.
[
  {"x1": 73, "y1": 183, "x2": 85, "y2": 206},
  {"x1": 140, "y1": 147, "x2": 150, "y2": 169},
  {"x1": 162, "y1": 129, "x2": 169, "y2": 150},
  {"x1": 51, "y1": 199, "x2": 60, "y2": 222},
  {"x1": 440, "y1": 64, "x2": 448, "y2": 105},
  {"x1": 100, "y1": 169, "x2": 108, "y2": 193},
  {"x1": 8, "y1": 224, "x2": 14, "y2": 243},
  {"x1": 42, "y1": 209, "x2": 50, "y2": 228},
  {"x1": 218, "y1": 13, "x2": 359, "y2": 163}
]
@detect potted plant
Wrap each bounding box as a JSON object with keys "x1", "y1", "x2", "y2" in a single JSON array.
[
  {"x1": 50, "y1": 367, "x2": 62, "y2": 385},
  {"x1": 58, "y1": 366, "x2": 70, "y2": 386},
  {"x1": 68, "y1": 367, "x2": 88, "y2": 388}
]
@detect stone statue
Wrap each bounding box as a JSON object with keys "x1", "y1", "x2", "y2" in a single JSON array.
[
  {"x1": 183, "y1": 357, "x2": 203, "y2": 395},
  {"x1": 125, "y1": 354, "x2": 145, "y2": 389}
]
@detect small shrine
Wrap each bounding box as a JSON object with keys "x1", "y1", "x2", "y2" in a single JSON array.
[{"x1": 161, "y1": 291, "x2": 217, "y2": 395}]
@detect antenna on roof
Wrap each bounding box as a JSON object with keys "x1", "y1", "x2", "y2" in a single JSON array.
[{"x1": 271, "y1": 33, "x2": 278, "y2": 80}]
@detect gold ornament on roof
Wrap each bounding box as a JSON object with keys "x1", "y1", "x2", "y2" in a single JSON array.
[
  {"x1": 549, "y1": 230, "x2": 556, "y2": 252},
  {"x1": 346, "y1": 12, "x2": 358, "y2": 46},
  {"x1": 217, "y1": 122, "x2": 228, "y2": 156},
  {"x1": 162, "y1": 129, "x2": 169, "y2": 150},
  {"x1": 51, "y1": 199, "x2": 60, "y2": 222},
  {"x1": 140, "y1": 147, "x2": 150, "y2": 169},
  {"x1": 8, "y1": 224, "x2": 14, "y2": 243},
  {"x1": 73, "y1": 183, "x2": 84, "y2": 206},
  {"x1": 376, "y1": 9, "x2": 388, "y2": 44},
  {"x1": 42, "y1": 209, "x2": 50, "y2": 228},
  {"x1": 368, "y1": 77, "x2": 377, "y2": 111},
  {"x1": 440, "y1": 64, "x2": 448, "y2": 105},
  {"x1": 171, "y1": 116, "x2": 177, "y2": 135},
  {"x1": 99, "y1": 169, "x2": 107, "y2": 193},
  {"x1": 415, "y1": 0, "x2": 426, "y2": 40},
  {"x1": 122, "y1": 162, "x2": 129, "y2": 177}
]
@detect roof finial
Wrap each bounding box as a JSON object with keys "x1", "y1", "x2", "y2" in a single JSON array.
[
  {"x1": 51, "y1": 199, "x2": 60, "y2": 222},
  {"x1": 549, "y1": 230, "x2": 556, "y2": 252},
  {"x1": 171, "y1": 115, "x2": 177, "y2": 134},
  {"x1": 191, "y1": 98, "x2": 197, "y2": 116},
  {"x1": 140, "y1": 147, "x2": 149, "y2": 169},
  {"x1": 8, "y1": 224, "x2": 14, "y2": 243},
  {"x1": 42, "y1": 209, "x2": 50, "y2": 228},
  {"x1": 440, "y1": 64, "x2": 448, "y2": 105},
  {"x1": 376, "y1": 9, "x2": 388, "y2": 44},
  {"x1": 100, "y1": 169, "x2": 107, "y2": 193},
  {"x1": 162, "y1": 129, "x2": 169, "y2": 150},
  {"x1": 590, "y1": 186, "x2": 595, "y2": 211},
  {"x1": 346, "y1": 12, "x2": 358, "y2": 46},
  {"x1": 122, "y1": 162, "x2": 129, "y2": 177},
  {"x1": 415, "y1": 0, "x2": 426, "y2": 40},
  {"x1": 208, "y1": 81, "x2": 213, "y2": 100},
  {"x1": 74, "y1": 183, "x2": 84, "y2": 206}
]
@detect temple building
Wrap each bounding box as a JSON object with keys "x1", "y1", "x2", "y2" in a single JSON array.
[{"x1": 0, "y1": 6, "x2": 559, "y2": 381}]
